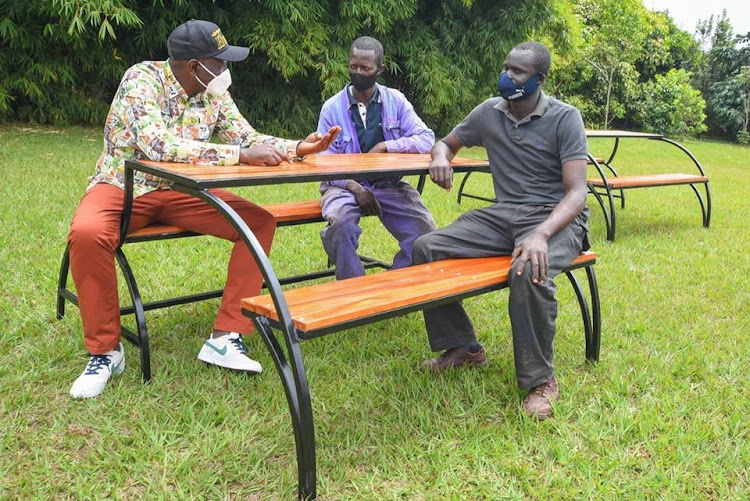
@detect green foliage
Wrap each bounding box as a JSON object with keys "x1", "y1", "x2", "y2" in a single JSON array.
[
  {"x1": 707, "y1": 66, "x2": 750, "y2": 140},
  {"x1": 0, "y1": 0, "x2": 578, "y2": 136},
  {"x1": 561, "y1": 0, "x2": 648, "y2": 128},
  {"x1": 0, "y1": 0, "x2": 142, "y2": 123},
  {"x1": 639, "y1": 69, "x2": 707, "y2": 139}
]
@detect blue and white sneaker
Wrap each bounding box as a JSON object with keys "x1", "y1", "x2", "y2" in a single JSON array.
[
  {"x1": 70, "y1": 343, "x2": 125, "y2": 399},
  {"x1": 197, "y1": 332, "x2": 262, "y2": 373}
]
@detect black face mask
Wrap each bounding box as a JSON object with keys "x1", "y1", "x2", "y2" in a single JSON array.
[{"x1": 349, "y1": 72, "x2": 378, "y2": 92}]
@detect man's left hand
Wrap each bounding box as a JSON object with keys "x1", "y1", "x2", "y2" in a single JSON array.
[
  {"x1": 511, "y1": 231, "x2": 549, "y2": 284},
  {"x1": 297, "y1": 126, "x2": 342, "y2": 156}
]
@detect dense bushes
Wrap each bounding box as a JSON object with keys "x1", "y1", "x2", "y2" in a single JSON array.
[
  {"x1": 1, "y1": 0, "x2": 748, "y2": 141},
  {"x1": 0, "y1": 0, "x2": 576, "y2": 136}
]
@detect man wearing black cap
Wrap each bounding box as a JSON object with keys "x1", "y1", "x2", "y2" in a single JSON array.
[{"x1": 67, "y1": 20, "x2": 340, "y2": 399}]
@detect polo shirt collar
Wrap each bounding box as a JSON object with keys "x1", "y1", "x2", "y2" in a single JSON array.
[
  {"x1": 347, "y1": 83, "x2": 381, "y2": 106},
  {"x1": 494, "y1": 91, "x2": 550, "y2": 124}
]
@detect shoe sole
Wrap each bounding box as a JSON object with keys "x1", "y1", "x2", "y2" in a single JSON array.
[
  {"x1": 197, "y1": 350, "x2": 262, "y2": 373},
  {"x1": 422, "y1": 358, "x2": 488, "y2": 373}
]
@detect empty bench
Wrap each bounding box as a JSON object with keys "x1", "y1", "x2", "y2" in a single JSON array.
[
  {"x1": 586, "y1": 131, "x2": 711, "y2": 241},
  {"x1": 586, "y1": 162, "x2": 711, "y2": 241},
  {"x1": 240, "y1": 251, "x2": 600, "y2": 500},
  {"x1": 56, "y1": 199, "x2": 333, "y2": 381}
]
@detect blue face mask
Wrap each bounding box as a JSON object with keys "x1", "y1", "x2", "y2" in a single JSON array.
[{"x1": 497, "y1": 71, "x2": 541, "y2": 101}]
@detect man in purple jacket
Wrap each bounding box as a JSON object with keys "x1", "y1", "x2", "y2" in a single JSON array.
[{"x1": 316, "y1": 36, "x2": 436, "y2": 280}]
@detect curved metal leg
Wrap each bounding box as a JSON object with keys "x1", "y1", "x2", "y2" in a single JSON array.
[
  {"x1": 57, "y1": 245, "x2": 71, "y2": 319},
  {"x1": 416, "y1": 174, "x2": 426, "y2": 194},
  {"x1": 115, "y1": 248, "x2": 151, "y2": 382},
  {"x1": 456, "y1": 171, "x2": 474, "y2": 204},
  {"x1": 585, "y1": 266, "x2": 601, "y2": 361},
  {"x1": 656, "y1": 137, "x2": 711, "y2": 229},
  {"x1": 587, "y1": 185, "x2": 613, "y2": 243},
  {"x1": 183, "y1": 187, "x2": 317, "y2": 500},
  {"x1": 704, "y1": 182, "x2": 711, "y2": 228},
  {"x1": 687, "y1": 182, "x2": 712, "y2": 228},
  {"x1": 603, "y1": 183, "x2": 617, "y2": 241},
  {"x1": 254, "y1": 318, "x2": 316, "y2": 500},
  {"x1": 586, "y1": 156, "x2": 616, "y2": 241},
  {"x1": 564, "y1": 270, "x2": 593, "y2": 362}
]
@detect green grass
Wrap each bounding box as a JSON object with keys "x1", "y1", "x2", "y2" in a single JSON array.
[{"x1": 1, "y1": 124, "x2": 749, "y2": 500}]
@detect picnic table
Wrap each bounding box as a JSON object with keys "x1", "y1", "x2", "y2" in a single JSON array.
[{"x1": 112, "y1": 154, "x2": 598, "y2": 500}]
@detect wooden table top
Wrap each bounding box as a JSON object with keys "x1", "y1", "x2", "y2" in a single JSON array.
[
  {"x1": 125, "y1": 153, "x2": 490, "y2": 189},
  {"x1": 585, "y1": 130, "x2": 663, "y2": 139}
]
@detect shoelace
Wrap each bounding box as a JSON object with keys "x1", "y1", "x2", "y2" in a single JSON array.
[
  {"x1": 228, "y1": 336, "x2": 248, "y2": 354},
  {"x1": 531, "y1": 380, "x2": 556, "y2": 398},
  {"x1": 84, "y1": 354, "x2": 112, "y2": 375}
]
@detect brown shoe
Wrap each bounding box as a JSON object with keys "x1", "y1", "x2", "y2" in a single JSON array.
[
  {"x1": 421, "y1": 346, "x2": 487, "y2": 372},
  {"x1": 522, "y1": 377, "x2": 559, "y2": 420}
]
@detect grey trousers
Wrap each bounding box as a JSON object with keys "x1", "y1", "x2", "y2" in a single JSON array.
[{"x1": 412, "y1": 203, "x2": 588, "y2": 389}]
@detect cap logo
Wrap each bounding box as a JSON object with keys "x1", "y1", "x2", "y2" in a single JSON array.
[{"x1": 212, "y1": 28, "x2": 228, "y2": 50}]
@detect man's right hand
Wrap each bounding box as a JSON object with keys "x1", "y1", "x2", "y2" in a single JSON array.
[
  {"x1": 429, "y1": 155, "x2": 453, "y2": 190},
  {"x1": 239, "y1": 144, "x2": 290, "y2": 166},
  {"x1": 346, "y1": 180, "x2": 382, "y2": 216},
  {"x1": 429, "y1": 136, "x2": 461, "y2": 191}
]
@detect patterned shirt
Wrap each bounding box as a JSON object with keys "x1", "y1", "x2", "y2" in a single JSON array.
[{"x1": 88, "y1": 60, "x2": 300, "y2": 197}]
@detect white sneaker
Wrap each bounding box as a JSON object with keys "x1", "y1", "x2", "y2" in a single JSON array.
[
  {"x1": 197, "y1": 332, "x2": 262, "y2": 373},
  {"x1": 70, "y1": 343, "x2": 125, "y2": 399}
]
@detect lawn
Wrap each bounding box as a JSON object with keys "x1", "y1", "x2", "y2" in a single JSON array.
[{"x1": 1, "y1": 125, "x2": 748, "y2": 500}]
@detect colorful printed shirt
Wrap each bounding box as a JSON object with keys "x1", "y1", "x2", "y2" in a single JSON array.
[{"x1": 88, "y1": 60, "x2": 300, "y2": 197}]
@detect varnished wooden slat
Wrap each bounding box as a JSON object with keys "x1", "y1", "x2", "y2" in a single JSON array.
[
  {"x1": 585, "y1": 130, "x2": 662, "y2": 139},
  {"x1": 281, "y1": 259, "x2": 513, "y2": 318},
  {"x1": 127, "y1": 225, "x2": 193, "y2": 239},
  {"x1": 242, "y1": 252, "x2": 596, "y2": 332},
  {"x1": 587, "y1": 173, "x2": 709, "y2": 189},
  {"x1": 125, "y1": 200, "x2": 322, "y2": 240},
  {"x1": 261, "y1": 200, "x2": 322, "y2": 223},
  {"x1": 131, "y1": 154, "x2": 487, "y2": 184}
]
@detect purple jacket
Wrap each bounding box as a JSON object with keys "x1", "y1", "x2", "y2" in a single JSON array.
[{"x1": 317, "y1": 83, "x2": 435, "y2": 189}]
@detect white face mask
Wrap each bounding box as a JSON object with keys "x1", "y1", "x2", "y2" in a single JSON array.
[{"x1": 196, "y1": 61, "x2": 232, "y2": 95}]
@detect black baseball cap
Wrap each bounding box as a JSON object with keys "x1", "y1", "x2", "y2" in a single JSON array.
[{"x1": 167, "y1": 20, "x2": 249, "y2": 62}]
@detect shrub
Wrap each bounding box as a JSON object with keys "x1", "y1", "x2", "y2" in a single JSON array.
[{"x1": 639, "y1": 69, "x2": 707, "y2": 138}]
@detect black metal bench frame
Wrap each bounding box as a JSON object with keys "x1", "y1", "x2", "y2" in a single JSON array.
[
  {"x1": 242, "y1": 254, "x2": 600, "y2": 500},
  {"x1": 55, "y1": 212, "x2": 371, "y2": 382},
  {"x1": 56, "y1": 176, "x2": 432, "y2": 382}
]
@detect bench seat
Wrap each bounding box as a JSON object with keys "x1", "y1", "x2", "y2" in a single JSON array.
[
  {"x1": 241, "y1": 251, "x2": 599, "y2": 499},
  {"x1": 57, "y1": 198, "x2": 326, "y2": 382},
  {"x1": 125, "y1": 200, "x2": 323, "y2": 242},
  {"x1": 242, "y1": 251, "x2": 597, "y2": 337},
  {"x1": 587, "y1": 172, "x2": 709, "y2": 189}
]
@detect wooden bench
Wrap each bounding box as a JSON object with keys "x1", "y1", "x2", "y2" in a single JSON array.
[
  {"x1": 240, "y1": 251, "x2": 600, "y2": 500},
  {"x1": 586, "y1": 160, "x2": 711, "y2": 241},
  {"x1": 584, "y1": 133, "x2": 711, "y2": 241},
  {"x1": 56, "y1": 199, "x2": 338, "y2": 381}
]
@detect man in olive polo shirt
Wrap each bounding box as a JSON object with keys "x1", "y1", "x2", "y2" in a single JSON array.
[{"x1": 415, "y1": 41, "x2": 590, "y2": 420}]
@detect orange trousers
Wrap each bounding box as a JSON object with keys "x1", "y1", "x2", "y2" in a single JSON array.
[{"x1": 67, "y1": 183, "x2": 276, "y2": 354}]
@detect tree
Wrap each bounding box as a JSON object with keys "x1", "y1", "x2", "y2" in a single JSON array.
[
  {"x1": 0, "y1": 0, "x2": 579, "y2": 136},
  {"x1": 707, "y1": 66, "x2": 750, "y2": 143},
  {"x1": 639, "y1": 68, "x2": 707, "y2": 139},
  {"x1": 567, "y1": 0, "x2": 648, "y2": 129},
  {"x1": 694, "y1": 12, "x2": 750, "y2": 140}
]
